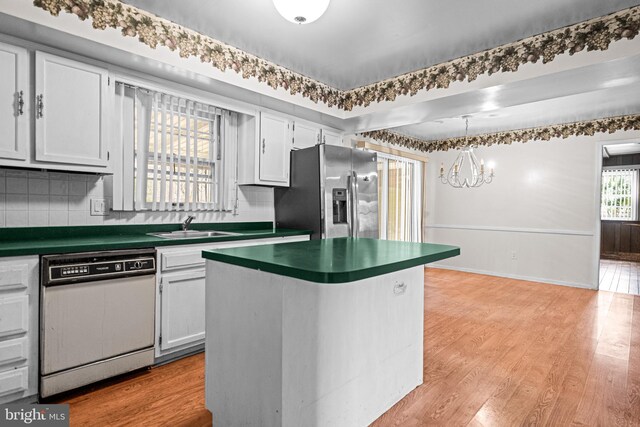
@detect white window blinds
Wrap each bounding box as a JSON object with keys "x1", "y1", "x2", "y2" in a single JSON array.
[
  {"x1": 601, "y1": 169, "x2": 638, "y2": 220},
  {"x1": 113, "y1": 82, "x2": 238, "y2": 212}
]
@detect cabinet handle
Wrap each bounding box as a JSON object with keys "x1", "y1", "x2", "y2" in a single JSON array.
[
  {"x1": 36, "y1": 94, "x2": 44, "y2": 118},
  {"x1": 262, "y1": 138, "x2": 266, "y2": 154},
  {"x1": 17, "y1": 90, "x2": 24, "y2": 116},
  {"x1": 323, "y1": 135, "x2": 326, "y2": 144}
]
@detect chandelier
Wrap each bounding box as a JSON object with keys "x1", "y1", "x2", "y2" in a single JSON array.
[
  {"x1": 439, "y1": 117, "x2": 494, "y2": 188},
  {"x1": 272, "y1": 0, "x2": 331, "y2": 24}
]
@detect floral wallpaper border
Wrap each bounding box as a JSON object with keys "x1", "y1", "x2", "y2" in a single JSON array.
[
  {"x1": 33, "y1": 1, "x2": 640, "y2": 111},
  {"x1": 33, "y1": 0, "x2": 343, "y2": 107},
  {"x1": 360, "y1": 115, "x2": 640, "y2": 153}
]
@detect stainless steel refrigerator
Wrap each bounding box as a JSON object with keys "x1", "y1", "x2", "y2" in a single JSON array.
[{"x1": 274, "y1": 144, "x2": 378, "y2": 239}]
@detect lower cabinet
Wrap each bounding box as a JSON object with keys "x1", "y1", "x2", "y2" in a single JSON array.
[
  {"x1": 0, "y1": 256, "x2": 38, "y2": 404},
  {"x1": 155, "y1": 235, "x2": 309, "y2": 360},
  {"x1": 159, "y1": 269, "x2": 206, "y2": 353}
]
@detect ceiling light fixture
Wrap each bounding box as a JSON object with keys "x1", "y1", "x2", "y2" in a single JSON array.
[
  {"x1": 272, "y1": 0, "x2": 330, "y2": 24},
  {"x1": 439, "y1": 116, "x2": 495, "y2": 188}
]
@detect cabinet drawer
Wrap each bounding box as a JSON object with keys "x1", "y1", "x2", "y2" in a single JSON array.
[
  {"x1": 0, "y1": 366, "x2": 28, "y2": 397},
  {"x1": 0, "y1": 296, "x2": 28, "y2": 339},
  {"x1": 0, "y1": 337, "x2": 27, "y2": 368},
  {"x1": 0, "y1": 263, "x2": 29, "y2": 292},
  {"x1": 161, "y1": 250, "x2": 205, "y2": 272}
]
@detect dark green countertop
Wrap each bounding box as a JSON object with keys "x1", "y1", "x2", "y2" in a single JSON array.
[
  {"x1": 202, "y1": 237, "x2": 460, "y2": 283},
  {"x1": 0, "y1": 222, "x2": 311, "y2": 257}
]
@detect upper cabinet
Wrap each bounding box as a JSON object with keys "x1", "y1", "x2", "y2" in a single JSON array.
[
  {"x1": 238, "y1": 112, "x2": 291, "y2": 187},
  {"x1": 292, "y1": 121, "x2": 320, "y2": 150},
  {"x1": 0, "y1": 42, "x2": 28, "y2": 163},
  {"x1": 292, "y1": 121, "x2": 342, "y2": 150},
  {"x1": 238, "y1": 111, "x2": 344, "y2": 187},
  {"x1": 322, "y1": 129, "x2": 342, "y2": 146},
  {"x1": 259, "y1": 112, "x2": 290, "y2": 184},
  {"x1": 35, "y1": 52, "x2": 110, "y2": 171},
  {"x1": 0, "y1": 41, "x2": 112, "y2": 174}
]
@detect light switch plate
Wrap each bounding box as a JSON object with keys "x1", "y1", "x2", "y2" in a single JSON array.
[{"x1": 90, "y1": 198, "x2": 108, "y2": 216}]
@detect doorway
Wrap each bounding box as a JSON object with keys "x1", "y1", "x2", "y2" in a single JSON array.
[
  {"x1": 598, "y1": 142, "x2": 640, "y2": 295},
  {"x1": 376, "y1": 152, "x2": 422, "y2": 242}
]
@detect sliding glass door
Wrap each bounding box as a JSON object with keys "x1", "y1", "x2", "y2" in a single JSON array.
[{"x1": 377, "y1": 152, "x2": 423, "y2": 242}]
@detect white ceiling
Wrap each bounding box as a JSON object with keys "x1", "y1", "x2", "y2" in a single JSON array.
[{"x1": 123, "y1": 0, "x2": 640, "y2": 90}]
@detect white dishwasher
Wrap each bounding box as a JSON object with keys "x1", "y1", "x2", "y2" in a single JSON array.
[{"x1": 40, "y1": 249, "x2": 156, "y2": 398}]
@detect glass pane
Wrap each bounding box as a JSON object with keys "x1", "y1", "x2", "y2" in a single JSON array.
[
  {"x1": 377, "y1": 154, "x2": 421, "y2": 242},
  {"x1": 601, "y1": 169, "x2": 637, "y2": 220},
  {"x1": 387, "y1": 159, "x2": 408, "y2": 241}
]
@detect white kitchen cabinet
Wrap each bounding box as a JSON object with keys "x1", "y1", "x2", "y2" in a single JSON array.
[
  {"x1": 0, "y1": 42, "x2": 29, "y2": 165},
  {"x1": 239, "y1": 112, "x2": 291, "y2": 187},
  {"x1": 322, "y1": 128, "x2": 343, "y2": 146},
  {"x1": 259, "y1": 112, "x2": 291, "y2": 184},
  {"x1": 159, "y1": 269, "x2": 206, "y2": 351},
  {"x1": 35, "y1": 51, "x2": 110, "y2": 172},
  {"x1": 155, "y1": 235, "x2": 309, "y2": 360},
  {"x1": 292, "y1": 121, "x2": 320, "y2": 150},
  {"x1": 0, "y1": 256, "x2": 38, "y2": 404}
]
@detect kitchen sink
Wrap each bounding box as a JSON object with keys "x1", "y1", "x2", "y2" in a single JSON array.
[{"x1": 148, "y1": 230, "x2": 240, "y2": 239}]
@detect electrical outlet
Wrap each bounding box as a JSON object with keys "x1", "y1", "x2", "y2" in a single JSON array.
[
  {"x1": 90, "y1": 198, "x2": 108, "y2": 216},
  {"x1": 511, "y1": 251, "x2": 517, "y2": 260}
]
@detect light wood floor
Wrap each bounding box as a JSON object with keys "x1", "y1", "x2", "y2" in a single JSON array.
[
  {"x1": 600, "y1": 259, "x2": 640, "y2": 296},
  {"x1": 53, "y1": 268, "x2": 640, "y2": 426}
]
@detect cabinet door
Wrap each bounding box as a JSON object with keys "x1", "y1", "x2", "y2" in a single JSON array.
[
  {"x1": 292, "y1": 121, "x2": 320, "y2": 150},
  {"x1": 0, "y1": 42, "x2": 28, "y2": 162},
  {"x1": 159, "y1": 269, "x2": 206, "y2": 351},
  {"x1": 35, "y1": 52, "x2": 109, "y2": 169},
  {"x1": 259, "y1": 113, "x2": 290, "y2": 183},
  {"x1": 322, "y1": 129, "x2": 342, "y2": 146}
]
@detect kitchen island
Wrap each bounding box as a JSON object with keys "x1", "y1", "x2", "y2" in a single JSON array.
[{"x1": 202, "y1": 238, "x2": 460, "y2": 427}]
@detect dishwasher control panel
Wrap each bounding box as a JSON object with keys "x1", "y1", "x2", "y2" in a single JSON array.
[{"x1": 42, "y1": 249, "x2": 156, "y2": 286}]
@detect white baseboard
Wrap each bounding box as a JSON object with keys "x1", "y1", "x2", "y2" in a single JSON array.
[{"x1": 427, "y1": 263, "x2": 597, "y2": 290}]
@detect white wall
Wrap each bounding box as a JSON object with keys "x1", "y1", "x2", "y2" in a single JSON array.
[
  {"x1": 425, "y1": 130, "x2": 640, "y2": 289},
  {"x1": 0, "y1": 168, "x2": 273, "y2": 227}
]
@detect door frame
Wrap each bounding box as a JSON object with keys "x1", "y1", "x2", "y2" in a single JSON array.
[{"x1": 593, "y1": 136, "x2": 640, "y2": 290}]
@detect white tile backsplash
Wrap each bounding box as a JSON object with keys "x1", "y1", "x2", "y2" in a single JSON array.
[
  {"x1": 6, "y1": 177, "x2": 28, "y2": 194},
  {"x1": 6, "y1": 194, "x2": 28, "y2": 210},
  {"x1": 28, "y1": 178, "x2": 49, "y2": 195},
  {"x1": 28, "y1": 210, "x2": 49, "y2": 226},
  {"x1": 49, "y1": 195, "x2": 69, "y2": 211},
  {"x1": 6, "y1": 210, "x2": 28, "y2": 227},
  {"x1": 49, "y1": 211, "x2": 69, "y2": 226},
  {"x1": 69, "y1": 181, "x2": 87, "y2": 196},
  {"x1": 68, "y1": 195, "x2": 88, "y2": 211},
  {"x1": 29, "y1": 195, "x2": 49, "y2": 210},
  {"x1": 50, "y1": 180, "x2": 69, "y2": 196},
  {"x1": 0, "y1": 168, "x2": 274, "y2": 227}
]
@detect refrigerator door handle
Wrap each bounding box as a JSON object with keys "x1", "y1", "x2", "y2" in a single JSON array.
[
  {"x1": 352, "y1": 171, "x2": 360, "y2": 238},
  {"x1": 347, "y1": 174, "x2": 353, "y2": 237}
]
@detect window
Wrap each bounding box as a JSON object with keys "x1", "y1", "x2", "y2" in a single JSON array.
[
  {"x1": 601, "y1": 169, "x2": 638, "y2": 220},
  {"x1": 377, "y1": 152, "x2": 423, "y2": 242},
  {"x1": 113, "y1": 82, "x2": 238, "y2": 212}
]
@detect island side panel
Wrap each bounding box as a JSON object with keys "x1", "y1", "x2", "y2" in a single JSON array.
[
  {"x1": 205, "y1": 261, "x2": 424, "y2": 427},
  {"x1": 281, "y1": 266, "x2": 424, "y2": 427},
  {"x1": 205, "y1": 261, "x2": 284, "y2": 427}
]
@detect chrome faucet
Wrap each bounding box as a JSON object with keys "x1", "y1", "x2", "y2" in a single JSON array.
[{"x1": 182, "y1": 215, "x2": 196, "y2": 231}]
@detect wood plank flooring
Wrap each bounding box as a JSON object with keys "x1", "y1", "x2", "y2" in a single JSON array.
[
  {"x1": 600, "y1": 259, "x2": 640, "y2": 295},
  {"x1": 53, "y1": 268, "x2": 640, "y2": 426}
]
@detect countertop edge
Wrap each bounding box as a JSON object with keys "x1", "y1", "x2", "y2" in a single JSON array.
[
  {"x1": 0, "y1": 229, "x2": 312, "y2": 258},
  {"x1": 203, "y1": 246, "x2": 461, "y2": 284}
]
